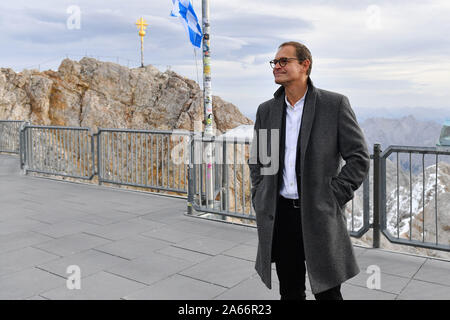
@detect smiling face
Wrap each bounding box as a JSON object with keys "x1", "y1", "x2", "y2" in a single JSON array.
[{"x1": 273, "y1": 45, "x2": 309, "y2": 86}]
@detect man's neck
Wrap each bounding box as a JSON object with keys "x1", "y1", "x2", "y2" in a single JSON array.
[{"x1": 284, "y1": 78, "x2": 308, "y2": 106}]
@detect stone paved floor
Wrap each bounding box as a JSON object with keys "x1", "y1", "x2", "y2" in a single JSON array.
[{"x1": 1, "y1": 153, "x2": 449, "y2": 300}]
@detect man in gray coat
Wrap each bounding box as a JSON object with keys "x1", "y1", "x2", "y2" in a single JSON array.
[{"x1": 248, "y1": 41, "x2": 370, "y2": 300}]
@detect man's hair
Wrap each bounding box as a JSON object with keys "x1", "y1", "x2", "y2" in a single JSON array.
[{"x1": 279, "y1": 41, "x2": 312, "y2": 76}]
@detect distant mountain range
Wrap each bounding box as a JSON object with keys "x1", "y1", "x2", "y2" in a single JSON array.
[
  {"x1": 237, "y1": 113, "x2": 447, "y2": 174},
  {"x1": 242, "y1": 113, "x2": 445, "y2": 150},
  {"x1": 244, "y1": 106, "x2": 449, "y2": 130},
  {"x1": 353, "y1": 107, "x2": 448, "y2": 124},
  {"x1": 360, "y1": 115, "x2": 443, "y2": 150}
]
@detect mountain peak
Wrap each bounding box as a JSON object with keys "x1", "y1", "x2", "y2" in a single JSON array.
[{"x1": 0, "y1": 57, "x2": 253, "y2": 133}]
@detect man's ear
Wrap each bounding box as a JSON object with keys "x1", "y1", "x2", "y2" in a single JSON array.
[{"x1": 302, "y1": 59, "x2": 311, "y2": 71}]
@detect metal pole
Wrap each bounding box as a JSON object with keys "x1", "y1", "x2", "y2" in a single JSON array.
[
  {"x1": 187, "y1": 133, "x2": 194, "y2": 215},
  {"x1": 373, "y1": 143, "x2": 381, "y2": 248},
  {"x1": 202, "y1": 0, "x2": 214, "y2": 208},
  {"x1": 141, "y1": 38, "x2": 144, "y2": 68}
]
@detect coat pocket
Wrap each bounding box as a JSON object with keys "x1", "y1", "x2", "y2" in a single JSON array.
[
  {"x1": 252, "y1": 179, "x2": 267, "y2": 212},
  {"x1": 326, "y1": 176, "x2": 343, "y2": 210}
]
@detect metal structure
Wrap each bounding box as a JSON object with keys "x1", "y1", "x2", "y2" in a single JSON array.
[
  {"x1": 201, "y1": 0, "x2": 214, "y2": 210},
  {"x1": 1, "y1": 119, "x2": 449, "y2": 252},
  {"x1": 190, "y1": 135, "x2": 254, "y2": 222},
  {"x1": 0, "y1": 120, "x2": 25, "y2": 153},
  {"x1": 377, "y1": 145, "x2": 450, "y2": 252},
  {"x1": 20, "y1": 125, "x2": 94, "y2": 180},
  {"x1": 96, "y1": 128, "x2": 190, "y2": 194}
]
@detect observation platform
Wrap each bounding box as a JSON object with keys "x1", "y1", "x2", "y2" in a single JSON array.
[{"x1": 0, "y1": 153, "x2": 449, "y2": 300}]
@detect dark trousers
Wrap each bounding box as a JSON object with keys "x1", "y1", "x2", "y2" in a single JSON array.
[{"x1": 272, "y1": 195, "x2": 343, "y2": 300}]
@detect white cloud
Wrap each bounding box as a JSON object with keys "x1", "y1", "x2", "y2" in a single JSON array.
[{"x1": 0, "y1": 0, "x2": 449, "y2": 117}]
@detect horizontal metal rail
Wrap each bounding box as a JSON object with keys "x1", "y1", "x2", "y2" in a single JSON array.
[
  {"x1": 3, "y1": 119, "x2": 448, "y2": 253},
  {"x1": 97, "y1": 128, "x2": 191, "y2": 195},
  {"x1": 190, "y1": 135, "x2": 371, "y2": 238},
  {"x1": 191, "y1": 136, "x2": 256, "y2": 222},
  {"x1": 22, "y1": 125, "x2": 94, "y2": 180},
  {"x1": 379, "y1": 145, "x2": 450, "y2": 252}
]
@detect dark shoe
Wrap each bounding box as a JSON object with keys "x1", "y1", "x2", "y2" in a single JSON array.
[
  {"x1": 280, "y1": 294, "x2": 306, "y2": 301},
  {"x1": 314, "y1": 285, "x2": 343, "y2": 300}
]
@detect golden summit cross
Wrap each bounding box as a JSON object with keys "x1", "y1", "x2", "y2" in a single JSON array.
[{"x1": 136, "y1": 17, "x2": 148, "y2": 67}]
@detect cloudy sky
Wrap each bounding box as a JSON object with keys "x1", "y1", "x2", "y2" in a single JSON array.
[{"x1": 1, "y1": 0, "x2": 449, "y2": 120}]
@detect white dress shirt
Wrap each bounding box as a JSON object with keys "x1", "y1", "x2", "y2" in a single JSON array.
[{"x1": 279, "y1": 87, "x2": 308, "y2": 199}]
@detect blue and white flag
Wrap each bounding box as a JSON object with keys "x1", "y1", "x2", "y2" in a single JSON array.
[{"x1": 170, "y1": 0, "x2": 203, "y2": 48}]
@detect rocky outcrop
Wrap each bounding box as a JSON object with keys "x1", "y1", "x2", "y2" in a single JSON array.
[{"x1": 0, "y1": 57, "x2": 253, "y2": 133}]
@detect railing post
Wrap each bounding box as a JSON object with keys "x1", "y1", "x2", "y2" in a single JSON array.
[
  {"x1": 221, "y1": 138, "x2": 228, "y2": 212},
  {"x1": 373, "y1": 143, "x2": 381, "y2": 248},
  {"x1": 96, "y1": 130, "x2": 101, "y2": 185},
  {"x1": 19, "y1": 122, "x2": 28, "y2": 170},
  {"x1": 91, "y1": 130, "x2": 96, "y2": 179},
  {"x1": 187, "y1": 133, "x2": 194, "y2": 215}
]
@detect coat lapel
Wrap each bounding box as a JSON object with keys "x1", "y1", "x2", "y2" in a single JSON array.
[
  {"x1": 272, "y1": 78, "x2": 317, "y2": 179},
  {"x1": 272, "y1": 86, "x2": 286, "y2": 192},
  {"x1": 297, "y1": 78, "x2": 317, "y2": 176}
]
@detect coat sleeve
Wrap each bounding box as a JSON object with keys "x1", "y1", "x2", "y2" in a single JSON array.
[
  {"x1": 248, "y1": 106, "x2": 263, "y2": 204},
  {"x1": 330, "y1": 95, "x2": 370, "y2": 207}
]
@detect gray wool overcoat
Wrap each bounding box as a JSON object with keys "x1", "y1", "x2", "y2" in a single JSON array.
[{"x1": 248, "y1": 77, "x2": 370, "y2": 294}]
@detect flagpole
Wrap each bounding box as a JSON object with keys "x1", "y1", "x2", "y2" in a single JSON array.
[
  {"x1": 202, "y1": 0, "x2": 214, "y2": 209},
  {"x1": 193, "y1": 48, "x2": 200, "y2": 88}
]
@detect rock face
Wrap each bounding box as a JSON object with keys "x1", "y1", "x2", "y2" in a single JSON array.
[{"x1": 0, "y1": 57, "x2": 253, "y2": 133}]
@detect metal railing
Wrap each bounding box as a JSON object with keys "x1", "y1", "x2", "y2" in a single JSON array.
[
  {"x1": 189, "y1": 135, "x2": 255, "y2": 222},
  {"x1": 375, "y1": 145, "x2": 450, "y2": 252},
  {"x1": 1, "y1": 119, "x2": 449, "y2": 252},
  {"x1": 191, "y1": 139, "x2": 449, "y2": 252},
  {"x1": 20, "y1": 125, "x2": 95, "y2": 180},
  {"x1": 97, "y1": 128, "x2": 190, "y2": 194},
  {"x1": 189, "y1": 135, "x2": 372, "y2": 237},
  {"x1": 0, "y1": 120, "x2": 25, "y2": 153}
]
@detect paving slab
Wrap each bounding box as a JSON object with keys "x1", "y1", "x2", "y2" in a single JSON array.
[
  {"x1": 397, "y1": 279, "x2": 450, "y2": 300},
  {"x1": 222, "y1": 244, "x2": 257, "y2": 262},
  {"x1": 413, "y1": 258, "x2": 450, "y2": 287},
  {"x1": 353, "y1": 245, "x2": 369, "y2": 257},
  {"x1": 32, "y1": 233, "x2": 112, "y2": 256},
  {"x1": 0, "y1": 268, "x2": 65, "y2": 299},
  {"x1": 0, "y1": 218, "x2": 49, "y2": 236},
  {"x1": 179, "y1": 255, "x2": 255, "y2": 288},
  {"x1": 141, "y1": 210, "x2": 187, "y2": 224},
  {"x1": 37, "y1": 249, "x2": 129, "y2": 278},
  {"x1": 356, "y1": 249, "x2": 427, "y2": 278},
  {"x1": 105, "y1": 252, "x2": 196, "y2": 285},
  {"x1": 77, "y1": 210, "x2": 137, "y2": 224},
  {"x1": 0, "y1": 247, "x2": 60, "y2": 276},
  {"x1": 26, "y1": 295, "x2": 50, "y2": 300},
  {"x1": 27, "y1": 210, "x2": 90, "y2": 225},
  {"x1": 31, "y1": 220, "x2": 99, "y2": 238},
  {"x1": 213, "y1": 276, "x2": 279, "y2": 300},
  {"x1": 203, "y1": 224, "x2": 258, "y2": 243},
  {"x1": 155, "y1": 245, "x2": 212, "y2": 263},
  {"x1": 169, "y1": 219, "x2": 224, "y2": 237},
  {"x1": 172, "y1": 235, "x2": 239, "y2": 256},
  {"x1": 124, "y1": 274, "x2": 227, "y2": 300},
  {"x1": 341, "y1": 283, "x2": 397, "y2": 300},
  {"x1": 94, "y1": 235, "x2": 170, "y2": 260},
  {"x1": 0, "y1": 231, "x2": 54, "y2": 254},
  {"x1": 40, "y1": 271, "x2": 147, "y2": 300},
  {"x1": 83, "y1": 218, "x2": 165, "y2": 241},
  {"x1": 346, "y1": 270, "x2": 410, "y2": 295},
  {"x1": 141, "y1": 226, "x2": 196, "y2": 243}
]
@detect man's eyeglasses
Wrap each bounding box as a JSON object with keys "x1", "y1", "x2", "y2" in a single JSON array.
[{"x1": 269, "y1": 57, "x2": 300, "y2": 68}]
